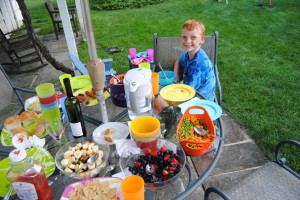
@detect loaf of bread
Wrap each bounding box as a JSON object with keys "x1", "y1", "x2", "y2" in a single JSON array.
[
  {"x1": 20, "y1": 111, "x2": 38, "y2": 126},
  {"x1": 4, "y1": 115, "x2": 22, "y2": 131},
  {"x1": 11, "y1": 127, "x2": 29, "y2": 136},
  {"x1": 34, "y1": 118, "x2": 47, "y2": 137}
]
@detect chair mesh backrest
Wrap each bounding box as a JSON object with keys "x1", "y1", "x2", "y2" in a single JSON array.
[
  {"x1": 0, "y1": 68, "x2": 17, "y2": 111},
  {"x1": 154, "y1": 33, "x2": 216, "y2": 71}
]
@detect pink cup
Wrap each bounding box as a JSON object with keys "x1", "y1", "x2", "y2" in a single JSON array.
[
  {"x1": 129, "y1": 48, "x2": 136, "y2": 59},
  {"x1": 147, "y1": 48, "x2": 154, "y2": 61}
]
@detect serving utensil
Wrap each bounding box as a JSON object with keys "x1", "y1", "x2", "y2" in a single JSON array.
[
  {"x1": 111, "y1": 74, "x2": 121, "y2": 83},
  {"x1": 3, "y1": 187, "x2": 12, "y2": 200},
  {"x1": 194, "y1": 127, "x2": 227, "y2": 141},
  {"x1": 158, "y1": 62, "x2": 169, "y2": 79},
  {"x1": 71, "y1": 152, "x2": 99, "y2": 177}
]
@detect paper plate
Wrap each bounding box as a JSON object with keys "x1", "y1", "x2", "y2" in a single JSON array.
[
  {"x1": 60, "y1": 177, "x2": 123, "y2": 200},
  {"x1": 24, "y1": 91, "x2": 65, "y2": 111},
  {"x1": 70, "y1": 75, "x2": 91, "y2": 90},
  {"x1": 73, "y1": 85, "x2": 110, "y2": 106},
  {"x1": 136, "y1": 51, "x2": 148, "y2": 58},
  {"x1": 0, "y1": 147, "x2": 55, "y2": 197},
  {"x1": 160, "y1": 84, "x2": 196, "y2": 103},
  {"x1": 93, "y1": 122, "x2": 130, "y2": 145},
  {"x1": 179, "y1": 98, "x2": 222, "y2": 120},
  {"x1": 1, "y1": 116, "x2": 48, "y2": 146}
]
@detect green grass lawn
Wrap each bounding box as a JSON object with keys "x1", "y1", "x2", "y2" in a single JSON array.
[{"x1": 26, "y1": 0, "x2": 300, "y2": 171}]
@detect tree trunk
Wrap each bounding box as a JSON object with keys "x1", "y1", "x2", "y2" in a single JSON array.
[{"x1": 16, "y1": 0, "x2": 74, "y2": 75}]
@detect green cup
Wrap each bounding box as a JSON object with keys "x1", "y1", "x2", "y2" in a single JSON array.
[{"x1": 36, "y1": 83, "x2": 55, "y2": 98}]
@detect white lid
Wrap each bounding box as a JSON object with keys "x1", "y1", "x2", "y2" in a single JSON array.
[
  {"x1": 9, "y1": 148, "x2": 27, "y2": 163},
  {"x1": 124, "y1": 68, "x2": 152, "y2": 92},
  {"x1": 12, "y1": 133, "x2": 29, "y2": 149}
]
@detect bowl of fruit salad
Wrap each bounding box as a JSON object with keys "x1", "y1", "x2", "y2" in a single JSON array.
[
  {"x1": 55, "y1": 137, "x2": 110, "y2": 179},
  {"x1": 119, "y1": 138, "x2": 186, "y2": 191}
]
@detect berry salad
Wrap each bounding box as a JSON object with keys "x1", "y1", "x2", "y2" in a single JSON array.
[{"x1": 127, "y1": 146, "x2": 183, "y2": 183}]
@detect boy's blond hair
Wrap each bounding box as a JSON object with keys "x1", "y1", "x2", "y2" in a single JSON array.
[{"x1": 182, "y1": 19, "x2": 205, "y2": 38}]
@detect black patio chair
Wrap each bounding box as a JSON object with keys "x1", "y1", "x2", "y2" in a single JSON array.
[
  {"x1": 45, "y1": 0, "x2": 79, "y2": 40},
  {"x1": 0, "y1": 65, "x2": 36, "y2": 132},
  {"x1": 153, "y1": 32, "x2": 222, "y2": 105},
  {"x1": 0, "y1": 28, "x2": 46, "y2": 73},
  {"x1": 225, "y1": 139, "x2": 300, "y2": 200}
]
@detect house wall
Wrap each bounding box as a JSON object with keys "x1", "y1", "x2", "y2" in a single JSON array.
[{"x1": 0, "y1": 0, "x2": 23, "y2": 34}]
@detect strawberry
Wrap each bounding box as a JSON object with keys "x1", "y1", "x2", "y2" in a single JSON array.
[
  {"x1": 170, "y1": 158, "x2": 179, "y2": 165},
  {"x1": 164, "y1": 154, "x2": 170, "y2": 161},
  {"x1": 153, "y1": 164, "x2": 159, "y2": 169},
  {"x1": 168, "y1": 166, "x2": 177, "y2": 171},
  {"x1": 135, "y1": 162, "x2": 142, "y2": 167},
  {"x1": 160, "y1": 146, "x2": 168, "y2": 153},
  {"x1": 162, "y1": 169, "x2": 169, "y2": 176},
  {"x1": 144, "y1": 148, "x2": 151, "y2": 156},
  {"x1": 150, "y1": 149, "x2": 159, "y2": 158}
]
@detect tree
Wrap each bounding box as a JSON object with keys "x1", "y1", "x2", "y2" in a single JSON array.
[{"x1": 16, "y1": 0, "x2": 74, "y2": 75}]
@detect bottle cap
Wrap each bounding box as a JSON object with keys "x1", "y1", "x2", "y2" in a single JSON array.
[{"x1": 9, "y1": 149, "x2": 27, "y2": 163}]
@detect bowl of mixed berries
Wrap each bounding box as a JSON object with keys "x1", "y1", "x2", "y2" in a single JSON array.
[{"x1": 119, "y1": 139, "x2": 186, "y2": 191}]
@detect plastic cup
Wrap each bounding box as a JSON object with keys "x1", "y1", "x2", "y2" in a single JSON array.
[
  {"x1": 129, "y1": 48, "x2": 136, "y2": 60},
  {"x1": 138, "y1": 62, "x2": 151, "y2": 69},
  {"x1": 38, "y1": 93, "x2": 57, "y2": 105},
  {"x1": 147, "y1": 48, "x2": 154, "y2": 61},
  {"x1": 36, "y1": 83, "x2": 55, "y2": 98},
  {"x1": 130, "y1": 116, "x2": 160, "y2": 149},
  {"x1": 120, "y1": 175, "x2": 144, "y2": 200},
  {"x1": 152, "y1": 72, "x2": 159, "y2": 95},
  {"x1": 59, "y1": 74, "x2": 72, "y2": 94}
]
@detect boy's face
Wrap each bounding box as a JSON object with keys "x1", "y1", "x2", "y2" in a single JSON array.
[{"x1": 181, "y1": 28, "x2": 205, "y2": 54}]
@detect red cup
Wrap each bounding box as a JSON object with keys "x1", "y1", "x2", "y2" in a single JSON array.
[{"x1": 38, "y1": 93, "x2": 57, "y2": 105}]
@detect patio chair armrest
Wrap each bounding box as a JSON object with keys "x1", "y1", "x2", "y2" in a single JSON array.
[
  {"x1": 273, "y1": 139, "x2": 300, "y2": 179},
  {"x1": 54, "y1": 5, "x2": 76, "y2": 10},
  {"x1": 49, "y1": 10, "x2": 60, "y2": 14},
  {"x1": 4, "y1": 28, "x2": 27, "y2": 36},
  {"x1": 14, "y1": 87, "x2": 36, "y2": 94},
  {"x1": 204, "y1": 187, "x2": 232, "y2": 200}
]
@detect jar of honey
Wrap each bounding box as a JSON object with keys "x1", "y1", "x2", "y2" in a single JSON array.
[{"x1": 6, "y1": 149, "x2": 52, "y2": 200}]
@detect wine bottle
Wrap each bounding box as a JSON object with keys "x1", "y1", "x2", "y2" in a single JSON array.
[{"x1": 63, "y1": 78, "x2": 87, "y2": 138}]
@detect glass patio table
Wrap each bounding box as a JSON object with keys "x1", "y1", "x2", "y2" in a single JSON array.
[{"x1": 0, "y1": 90, "x2": 225, "y2": 200}]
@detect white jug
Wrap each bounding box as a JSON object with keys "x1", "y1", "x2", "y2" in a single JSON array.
[{"x1": 124, "y1": 68, "x2": 153, "y2": 120}]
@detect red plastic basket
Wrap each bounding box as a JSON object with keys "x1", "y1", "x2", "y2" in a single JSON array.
[{"x1": 176, "y1": 106, "x2": 216, "y2": 156}]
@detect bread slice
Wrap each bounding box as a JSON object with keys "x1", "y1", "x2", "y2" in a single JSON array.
[
  {"x1": 4, "y1": 115, "x2": 22, "y2": 131},
  {"x1": 11, "y1": 127, "x2": 29, "y2": 136},
  {"x1": 34, "y1": 118, "x2": 47, "y2": 137},
  {"x1": 20, "y1": 111, "x2": 38, "y2": 126}
]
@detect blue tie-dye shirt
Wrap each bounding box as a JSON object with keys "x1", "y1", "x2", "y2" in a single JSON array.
[{"x1": 179, "y1": 49, "x2": 216, "y2": 101}]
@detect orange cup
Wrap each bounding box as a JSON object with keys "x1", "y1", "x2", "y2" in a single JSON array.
[
  {"x1": 120, "y1": 175, "x2": 144, "y2": 200},
  {"x1": 152, "y1": 72, "x2": 159, "y2": 95}
]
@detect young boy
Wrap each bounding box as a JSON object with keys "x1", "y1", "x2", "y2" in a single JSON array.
[{"x1": 174, "y1": 19, "x2": 216, "y2": 101}]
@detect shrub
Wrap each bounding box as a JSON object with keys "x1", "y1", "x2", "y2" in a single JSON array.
[{"x1": 90, "y1": 0, "x2": 167, "y2": 11}]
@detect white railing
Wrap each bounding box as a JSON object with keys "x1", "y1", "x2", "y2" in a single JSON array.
[{"x1": 0, "y1": 0, "x2": 23, "y2": 34}]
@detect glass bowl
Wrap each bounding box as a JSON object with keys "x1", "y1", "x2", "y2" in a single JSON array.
[
  {"x1": 55, "y1": 137, "x2": 110, "y2": 179},
  {"x1": 119, "y1": 138, "x2": 186, "y2": 191}
]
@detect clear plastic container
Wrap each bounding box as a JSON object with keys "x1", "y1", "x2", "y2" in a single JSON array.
[{"x1": 6, "y1": 149, "x2": 52, "y2": 200}]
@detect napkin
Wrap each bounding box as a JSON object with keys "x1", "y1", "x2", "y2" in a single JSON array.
[{"x1": 115, "y1": 139, "x2": 140, "y2": 158}]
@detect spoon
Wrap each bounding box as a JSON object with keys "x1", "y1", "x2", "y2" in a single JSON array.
[
  {"x1": 100, "y1": 164, "x2": 116, "y2": 177},
  {"x1": 146, "y1": 164, "x2": 158, "y2": 182},
  {"x1": 71, "y1": 152, "x2": 99, "y2": 177},
  {"x1": 111, "y1": 74, "x2": 121, "y2": 83},
  {"x1": 158, "y1": 62, "x2": 169, "y2": 80},
  {"x1": 146, "y1": 164, "x2": 156, "y2": 175},
  {"x1": 3, "y1": 187, "x2": 12, "y2": 200},
  {"x1": 194, "y1": 127, "x2": 227, "y2": 141}
]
